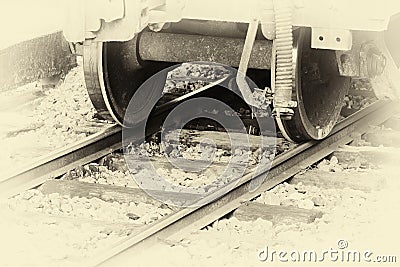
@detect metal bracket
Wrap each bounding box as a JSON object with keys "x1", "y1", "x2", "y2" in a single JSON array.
[
  {"x1": 236, "y1": 18, "x2": 266, "y2": 109},
  {"x1": 311, "y1": 28, "x2": 352, "y2": 51}
]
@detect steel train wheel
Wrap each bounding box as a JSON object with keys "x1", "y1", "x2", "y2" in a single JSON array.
[
  {"x1": 83, "y1": 35, "x2": 170, "y2": 126},
  {"x1": 84, "y1": 28, "x2": 350, "y2": 142},
  {"x1": 277, "y1": 28, "x2": 351, "y2": 142}
]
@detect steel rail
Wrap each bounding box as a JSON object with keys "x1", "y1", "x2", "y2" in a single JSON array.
[
  {"x1": 0, "y1": 79, "x2": 225, "y2": 201},
  {"x1": 0, "y1": 125, "x2": 122, "y2": 201},
  {"x1": 90, "y1": 100, "x2": 396, "y2": 266}
]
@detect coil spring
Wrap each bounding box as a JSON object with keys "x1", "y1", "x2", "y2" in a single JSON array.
[{"x1": 273, "y1": 0, "x2": 294, "y2": 116}]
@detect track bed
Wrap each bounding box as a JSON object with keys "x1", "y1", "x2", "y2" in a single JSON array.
[{"x1": 0, "y1": 62, "x2": 397, "y2": 266}]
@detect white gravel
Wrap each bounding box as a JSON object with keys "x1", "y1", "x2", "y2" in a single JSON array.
[
  {"x1": 62, "y1": 161, "x2": 138, "y2": 188},
  {"x1": 2, "y1": 61, "x2": 393, "y2": 266},
  {"x1": 0, "y1": 185, "x2": 173, "y2": 266},
  {"x1": 86, "y1": 133, "x2": 280, "y2": 193},
  {"x1": 0, "y1": 205, "x2": 127, "y2": 267},
  {"x1": 8, "y1": 189, "x2": 172, "y2": 225},
  {"x1": 130, "y1": 139, "x2": 400, "y2": 267},
  {"x1": 163, "y1": 63, "x2": 231, "y2": 95},
  {"x1": 0, "y1": 63, "x2": 111, "y2": 178}
]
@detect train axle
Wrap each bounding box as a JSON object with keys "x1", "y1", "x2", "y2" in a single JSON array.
[{"x1": 67, "y1": 0, "x2": 400, "y2": 142}]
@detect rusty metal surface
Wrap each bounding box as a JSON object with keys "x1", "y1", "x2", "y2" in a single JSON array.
[
  {"x1": 335, "y1": 31, "x2": 400, "y2": 99},
  {"x1": 138, "y1": 32, "x2": 272, "y2": 69},
  {"x1": 0, "y1": 31, "x2": 76, "y2": 92}
]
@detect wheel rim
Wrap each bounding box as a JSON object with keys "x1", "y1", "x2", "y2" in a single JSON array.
[
  {"x1": 83, "y1": 35, "x2": 171, "y2": 126},
  {"x1": 278, "y1": 28, "x2": 351, "y2": 141}
]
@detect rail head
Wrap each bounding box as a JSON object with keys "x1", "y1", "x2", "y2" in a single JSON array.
[{"x1": 0, "y1": 125, "x2": 122, "y2": 201}]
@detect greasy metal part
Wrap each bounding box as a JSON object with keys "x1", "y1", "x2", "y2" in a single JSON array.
[
  {"x1": 92, "y1": 100, "x2": 395, "y2": 266},
  {"x1": 84, "y1": 35, "x2": 171, "y2": 126},
  {"x1": 272, "y1": 0, "x2": 296, "y2": 120},
  {"x1": 336, "y1": 30, "x2": 400, "y2": 99},
  {"x1": 336, "y1": 51, "x2": 360, "y2": 77},
  {"x1": 278, "y1": 28, "x2": 351, "y2": 141},
  {"x1": 0, "y1": 32, "x2": 76, "y2": 92},
  {"x1": 335, "y1": 31, "x2": 384, "y2": 78},
  {"x1": 0, "y1": 126, "x2": 122, "y2": 201},
  {"x1": 138, "y1": 32, "x2": 273, "y2": 69},
  {"x1": 360, "y1": 42, "x2": 386, "y2": 78}
]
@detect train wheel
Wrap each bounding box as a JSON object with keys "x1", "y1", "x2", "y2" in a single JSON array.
[
  {"x1": 83, "y1": 35, "x2": 170, "y2": 126},
  {"x1": 276, "y1": 28, "x2": 351, "y2": 142}
]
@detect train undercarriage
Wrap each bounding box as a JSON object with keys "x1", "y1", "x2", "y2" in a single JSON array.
[{"x1": 64, "y1": 0, "x2": 400, "y2": 142}]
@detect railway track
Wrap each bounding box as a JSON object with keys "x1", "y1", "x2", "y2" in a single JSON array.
[
  {"x1": 1, "y1": 96, "x2": 396, "y2": 265},
  {"x1": 3, "y1": 4, "x2": 400, "y2": 265},
  {"x1": 0, "y1": 125, "x2": 122, "y2": 201},
  {"x1": 0, "y1": 76, "x2": 228, "y2": 201},
  {"x1": 90, "y1": 100, "x2": 396, "y2": 266}
]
